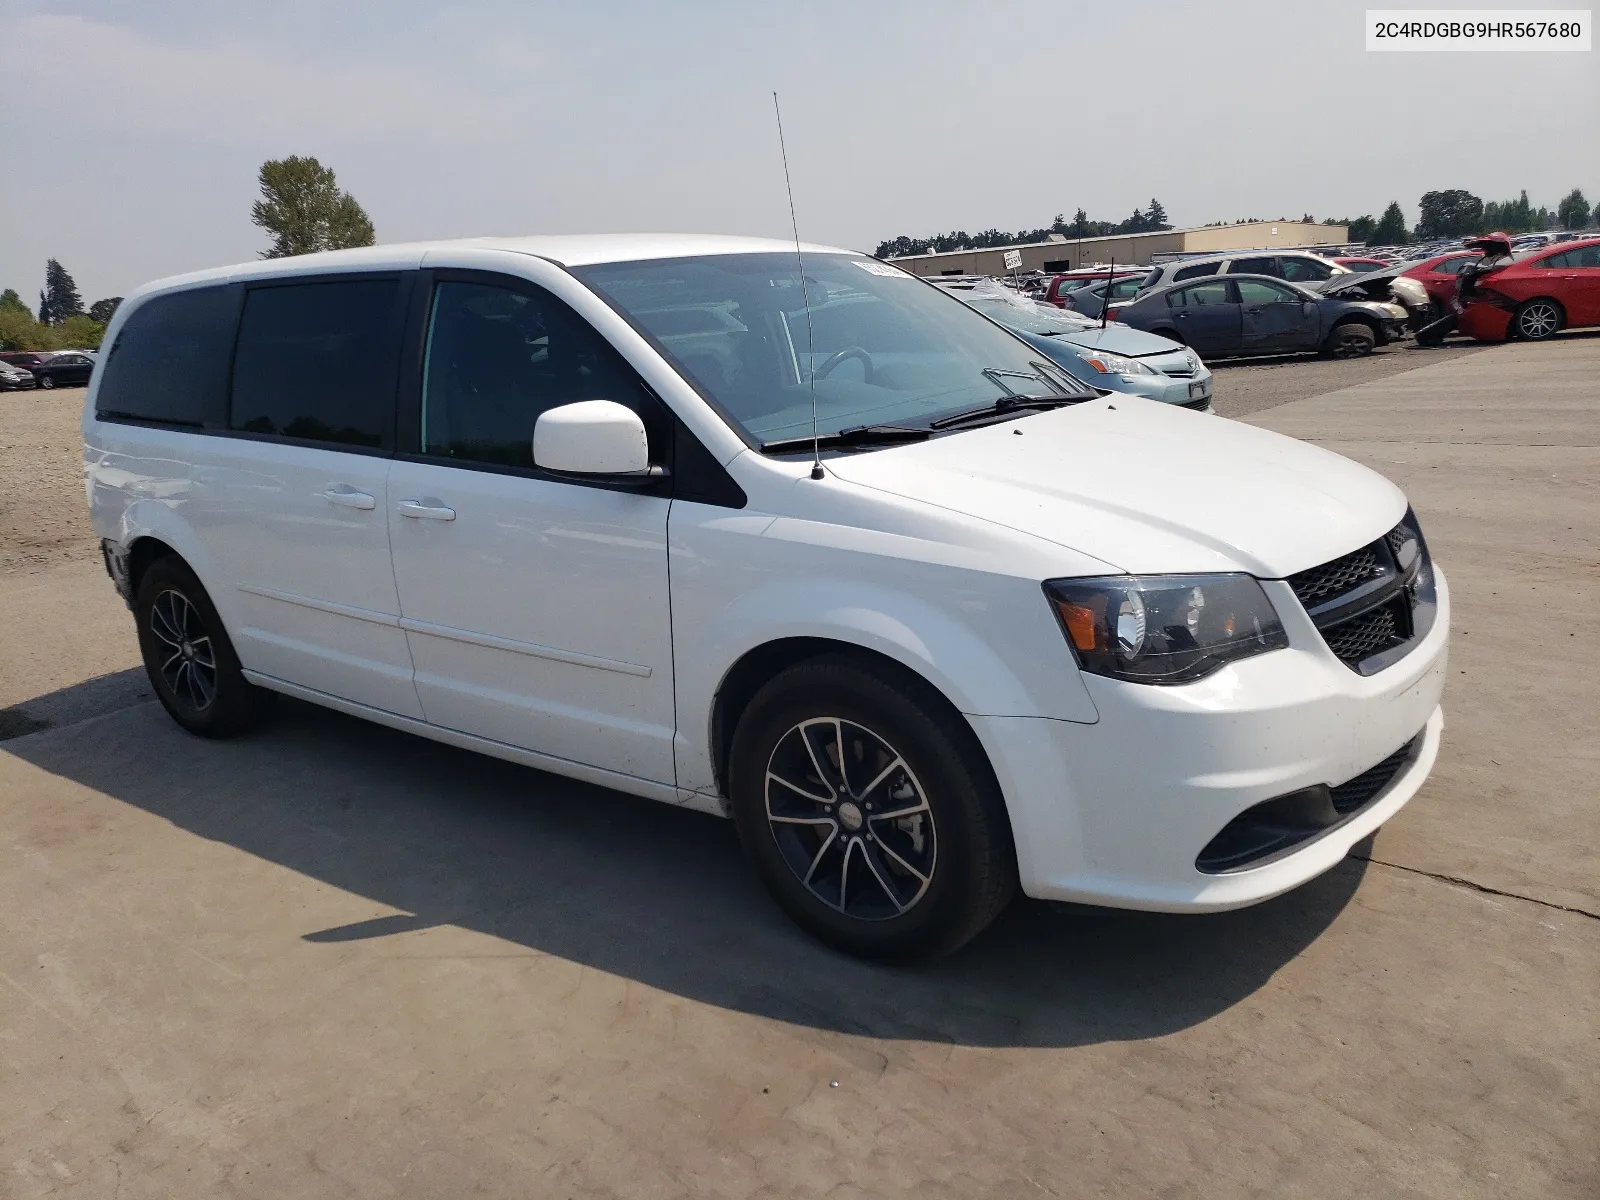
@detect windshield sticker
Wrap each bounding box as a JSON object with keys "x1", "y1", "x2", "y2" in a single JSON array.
[{"x1": 852, "y1": 260, "x2": 910, "y2": 277}]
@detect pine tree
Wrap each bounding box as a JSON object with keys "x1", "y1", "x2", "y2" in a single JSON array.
[
  {"x1": 1372, "y1": 202, "x2": 1409, "y2": 245},
  {"x1": 1146, "y1": 198, "x2": 1169, "y2": 229},
  {"x1": 42, "y1": 259, "x2": 84, "y2": 324}
]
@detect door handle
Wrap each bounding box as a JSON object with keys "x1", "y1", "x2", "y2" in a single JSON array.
[
  {"x1": 320, "y1": 485, "x2": 376, "y2": 510},
  {"x1": 396, "y1": 499, "x2": 456, "y2": 521},
  {"x1": 1175, "y1": 311, "x2": 1190, "y2": 318}
]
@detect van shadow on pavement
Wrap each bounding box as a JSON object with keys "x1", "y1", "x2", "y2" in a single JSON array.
[{"x1": 6, "y1": 672, "x2": 1367, "y2": 1049}]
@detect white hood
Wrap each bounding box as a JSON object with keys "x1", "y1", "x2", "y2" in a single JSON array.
[{"x1": 825, "y1": 398, "x2": 1406, "y2": 577}]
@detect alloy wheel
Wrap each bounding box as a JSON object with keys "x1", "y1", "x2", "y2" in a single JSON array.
[
  {"x1": 1518, "y1": 302, "x2": 1559, "y2": 339},
  {"x1": 764, "y1": 717, "x2": 937, "y2": 920},
  {"x1": 148, "y1": 588, "x2": 218, "y2": 711},
  {"x1": 1332, "y1": 329, "x2": 1373, "y2": 358}
]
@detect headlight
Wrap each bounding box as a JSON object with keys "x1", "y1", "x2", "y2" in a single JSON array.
[
  {"x1": 1044, "y1": 574, "x2": 1289, "y2": 685},
  {"x1": 1079, "y1": 352, "x2": 1155, "y2": 376}
]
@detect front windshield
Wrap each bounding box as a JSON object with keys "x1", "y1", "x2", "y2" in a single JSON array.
[{"x1": 575, "y1": 253, "x2": 1092, "y2": 445}]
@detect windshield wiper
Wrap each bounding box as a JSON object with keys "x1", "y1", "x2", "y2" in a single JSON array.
[
  {"x1": 759, "y1": 425, "x2": 932, "y2": 455},
  {"x1": 929, "y1": 394, "x2": 1087, "y2": 430}
]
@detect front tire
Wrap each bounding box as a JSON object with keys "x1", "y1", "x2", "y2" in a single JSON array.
[
  {"x1": 1323, "y1": 321, "x2": 1376, "y2": 358},
  {"x1": 1513, "y1": 299, "x2": 1561, "y2": 341},
  {"x1": 135, "y1": 555, "x2": 272, "y2": 737},
  {"x1": 728, "y1": 657, "x2": 1017, "y2": 961}
]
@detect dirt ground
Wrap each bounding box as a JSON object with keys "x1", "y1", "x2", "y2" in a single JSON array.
[
  {"x1": 0, "y1": 384, "x2": 100, "y2": 573},
  {"x1": 1, "y1": 338, "x2": 1596, "y2": 1198},
  {"x1": 1208, "y1": 339, "x2": 1486, "y2": 418}
]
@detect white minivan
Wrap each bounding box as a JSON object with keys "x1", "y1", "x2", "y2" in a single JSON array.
[{"x1": 85, "y1": 235, "x2": 1448, "y2": 959}]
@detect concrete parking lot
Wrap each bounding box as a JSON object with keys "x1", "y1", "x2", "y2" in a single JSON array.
[{"x1": 1, "y1": 340, "x2": 1596, "y2": 1197}]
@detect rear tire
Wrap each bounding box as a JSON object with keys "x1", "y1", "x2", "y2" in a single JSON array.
[
  {"x1": 1322, "y1": 321, "x2": 1376, "y2": 358},
  {"x1": 1512, "y1": 299, "x2": 1561, "y2": 341},
  {"x1": 39, "y1": 375, "x2": 54, "y2": 389},
  {"x1": 135, "y1": 555, "x2": 272, "y2": 737},
  {"x1": 728, "y1": 656, "x2": 1017, "y2": 961}
]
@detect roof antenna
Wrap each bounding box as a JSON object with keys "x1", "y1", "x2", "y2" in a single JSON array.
[{"x1": 773, "y1": 92, "x2": 824, "y2": 481}]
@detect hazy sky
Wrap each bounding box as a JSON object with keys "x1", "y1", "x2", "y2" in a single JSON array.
[{"x1": 2, "y1": 0, "x2": 1595, "y2": 303}]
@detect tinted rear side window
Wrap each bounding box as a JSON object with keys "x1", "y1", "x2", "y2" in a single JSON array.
[
  {"x1": 230, "y1": 278, "x2": 404, "y2": 448},
  {"x1": 95, "y1": 285, "x2": 239, "y2": 426},
  {"x1": 1229, "y1": 256, "x2": 1278, "y2": 276},
  {"x1": 1172, "y1": 262, "x2": 1220, "y2": 281}
]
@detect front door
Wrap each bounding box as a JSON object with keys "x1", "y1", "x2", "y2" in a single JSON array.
[
  {"x1": 1166, "y1": 279, "x2": 1241, "y2": 354},
  {"x1": 386, "y1": 273, "x2": 677, "y2": 785},
  {"x1": 197, "y1": 274, "x2": 423, "y2": 718},
  {"x1": 1543, "y1": 244, "x2": 1600, "y2": 325},
  {"x1": 1237, "y1": 278, "x2": 1316, "y2": 353}
]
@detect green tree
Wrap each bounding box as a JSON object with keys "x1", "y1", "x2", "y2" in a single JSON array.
[
  {"x1": 0, "y1": 288, "x2": 30, "y2": 318},
  {"x1": 1557, "y1": 188, "x2": 1591, "y2": 230},
  {"x1": 250, "y1": 155, "x2": 376, "y2": 258},
  {"x1": 59, "y1": 314, "x2": 107, "y2": 349},
  {"x1": 1416, "y1": 190, "x2": 1484, "y2": 239},
  {"x1": 1146, "y1": 198, "x2": 1170, "y2": 230},
  {"x1": 39, "y1": 259, "x2": 84, "y2": 325},
  {"x1": 1325, "y1": 215, "x2": 1377, "y2": 242},
  {"x1": 88, "y1": 297, "x2": 123, "y2": 324},
  {"x1": 1372, "y1": 201, "x2": 1409, "y2": 245}
]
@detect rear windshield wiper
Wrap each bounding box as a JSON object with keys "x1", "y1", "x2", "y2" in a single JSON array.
[
  {"x1": 759, "y1": 424, "x2": 932, "y2": 455},
  {"x1": 929, "y1": 394, "x2": 1087, "y2": 430}
]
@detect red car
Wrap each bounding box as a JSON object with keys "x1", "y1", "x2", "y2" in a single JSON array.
[
  {"x1": 1331, "y1": 257, "x2": 1392, "y2": 272},
  {"x1": 1458, "y1": 235, "x2": 1600, "y2": 342},
  {"x1": 1401, "y1": 251, "x2": 1482, "y2": 309}
]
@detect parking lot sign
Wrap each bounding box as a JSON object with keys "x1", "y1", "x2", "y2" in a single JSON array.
[{"x1": 1003, "y1": 249, "x2": 1023, "y2": 271}]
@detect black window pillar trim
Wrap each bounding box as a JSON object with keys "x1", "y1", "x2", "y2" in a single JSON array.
[{"x1": 394, "y1": 268, "x2": 433, "y2": 458}]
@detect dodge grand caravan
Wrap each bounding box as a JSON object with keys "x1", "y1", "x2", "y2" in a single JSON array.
[{"x1": 85, "y1": 235, "x2": 1449, "y2": 960}]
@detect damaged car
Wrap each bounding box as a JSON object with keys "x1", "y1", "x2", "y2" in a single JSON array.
[
  {"x1": 1312, "y1": 264, "x2": 1433, "y2": 328},
  {"x1": 1111, "y1": 275, "x2": 1407, "y2": 359},
  {"x1": 1448, "y1": 234, "x2": 1600, "y2": 343}
]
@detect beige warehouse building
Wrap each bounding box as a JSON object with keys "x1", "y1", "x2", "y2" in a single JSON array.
[{"x1": 887, "y1": 220, "x2": 1347, "y2": 276}]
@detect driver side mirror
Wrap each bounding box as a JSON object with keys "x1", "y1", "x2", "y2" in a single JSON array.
[{"x1": 533, "y1": 400, "x2": 657, "y2": 477}]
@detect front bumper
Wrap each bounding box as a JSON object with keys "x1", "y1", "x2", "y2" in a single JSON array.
[
  {"x1": 1112, "y1": 360, "x2": 1214, "y2": 407},
  {"x1": 971, "y1": 565, "x2": 1450, "y2": 912}
]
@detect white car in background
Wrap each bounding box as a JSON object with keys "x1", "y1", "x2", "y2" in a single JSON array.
[
  {"x1": 84, "y1": 235, "x2": 1448, "y2": 959},
  {"x1": 1138, "y1": 250, "x2": 1352, "y2": 292}
]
